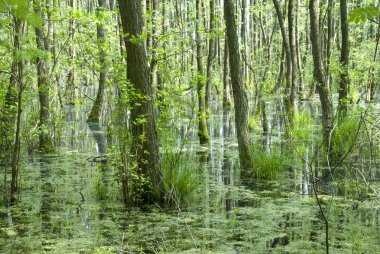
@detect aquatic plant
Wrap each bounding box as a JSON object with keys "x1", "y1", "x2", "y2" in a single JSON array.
[
  {"x1": 330, "y1": 115, "x2": 361, "y2": 162},
  {"x1": 162, "y1": 153, "x2": 200, "y2": 205},
  {"x1": 290, "y1": 111, "x2": 317, "y2": 140},
  {"x1": 252, "y1": 146, "x2": 286, "y2": 179}
]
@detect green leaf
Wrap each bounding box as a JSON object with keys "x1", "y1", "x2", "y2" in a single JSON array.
[{"x1": 348, "y1": 6, "x2": 380, "y2": 24}]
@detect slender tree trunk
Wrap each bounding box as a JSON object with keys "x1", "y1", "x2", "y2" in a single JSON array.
[
  {"x1": 4, "y1": 17, "x2": 23, "y2": 205},
  {"x1": 272, "y1": 0, "x2": 294, "y2": 125},
  {"x1": 87, "y1": 0, "x2": 108, "y2": 122},
  {"x1": 224, "y1": 0, "x2": 253, "y2": 171},
  {"x1": 205, "y1": 0, "x2": 216, "y2": 113},
  {"x1": 326, "y1": 0, "x2": 334, "y2": 89},
  {"x1": 338, "y1": 0, "x2": 349, "y2": 118},
  {"x1": 288, "y1": 0, "x2": 297, "y2": 108},
  {"x1": 309, "y1": 0, "x2": 334, "y2": 145},
  {"x1": 118, "y1": 0, "x2": 162, "y2": 202},
  {"x1": 67, "y1": 0, "x2": 76, "y2": 104},
  {"x1": 223, "y1": 35, "x2": 231, "y2": 107},
  {"x1": 196, "y1": 0, "x2": 210, "y2": 144}
]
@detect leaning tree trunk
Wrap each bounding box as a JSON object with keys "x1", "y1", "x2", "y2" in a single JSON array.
[
  {"x1": 196, "y1": 0, "x2": 210, "y2": 144},
  {"x1": 118, "y1": 0, "x2": 161, "y2": 202},
  {"x1": 338, "y1": 0, "x2": 349, "y2": 118},
  {"x1": 309, "y1": 0, "x2": 334, "y2": 146},
  {"x1": 34, "y1": 0, "x2": 55, "y2": 153},
  {"x1": 224, "y1": 0, "x2": 253, "y2": 172},
  {"x1": 87, "y1": 0, "x2": 108, "y2": 123}
]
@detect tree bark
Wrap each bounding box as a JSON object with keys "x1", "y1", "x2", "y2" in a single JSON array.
[
  {"x1": 272, "y1": 0, "x2": 294, "y2": 125},
  {"x1": 118, "y1": 0, "x2": 162, "y2": 201},
  {"x1": 34, "y1": 0, "x2": 55, "y2": 153},
  {"x1": 196, "y1": 0, "x2": 210, "y2": 144},
  {"x1": 224, "y1": 0, "x2": 253, "y2": 171},
  {"x1": 309, "y1": 0, "x2": 334, "y2": 144},
  {"x1": 338, "y1": 0, "x2": 349, "y2": 118},
  {"x1": 205, "y1": 0, "x2": 216, "y2": 113},
  {"x1": 67, "y1": 0, "x2": 76, "y2": 104}
]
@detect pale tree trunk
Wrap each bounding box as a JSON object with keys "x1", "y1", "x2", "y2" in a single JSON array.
[
  {"x1": 224, "y1": 0, "x2": 253, "y2": 172},
  {"x1": 118, "y1": 0, "x2": 162, "y2": 202},
  {"x1": 87, "y1": 0, "x2": 108, "y2": 123},
  {"x1": 196, "y1": 0, "x2": 210, "y2": 144},
  {"x1": 223, "y1": 35, "x2": 231, "y2": 107}
]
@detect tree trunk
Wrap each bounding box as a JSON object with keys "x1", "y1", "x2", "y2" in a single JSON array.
[
  {"x1": 34, "y1": 0, "x2": 55, "y2": 153},
  {"x1": 272, "y1": 0, "x2": 294, "y2": 126},
  {"x1": 196, "y1": 0, "x2": 210, "y2": 144},
  {"x1": 338, "y1": 0, "x2": 349, "y2": 118},
  {"x1": 205, "y1": 0, "x2": 216, "y2": 113},
  {"x1": 118, "y1": 0, "x2": 162, "y2": 202},
  {"x1": 223, "y1": 35, "x2": 231, "y2": 107},
  {"x1": 309, "y1": 0, "x2": 334, "y2": 145},
  {"x1": 224, "y1": 0, "x2": 253, "y2": 171},
  {"x1": 67, "y1": 0, "x2": 76, "y2": 104},
  {"x1": 87, "y1": 0, "x2": 108, "y2": 123}
]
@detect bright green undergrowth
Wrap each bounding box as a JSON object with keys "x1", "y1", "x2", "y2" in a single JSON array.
[
  {"x1": 330, "y1": 115, "x2": 361, "y2": 161},
  {"x1": 162, "y1": 152, "x2": 200, "y2": 205},
  {"x1": 252, "y1": 146, "x2": 287, "y2": 180}
]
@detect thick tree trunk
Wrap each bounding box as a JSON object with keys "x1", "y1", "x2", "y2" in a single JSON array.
[
  {"x1": 87, "y1": 0, "x2": 108, "y2": 123},
  {"x1": 118, "y1": 0, "x2": 162, "y2": 201},
  {"x1": 338, "y1": 0, "x2": 349, "y2": 118},
  {"x1": 224, "y1": 0, "x2": 253, "y2": 171},
  {"x1": 196, "y1": 0, "x2": 210, "y2": 144},
  {"x1": 34, "y1": 0, "x2": 55, "y2": 153},
  {"x1": 309, "y1": 0, "x2": 334, "y2": 144}
]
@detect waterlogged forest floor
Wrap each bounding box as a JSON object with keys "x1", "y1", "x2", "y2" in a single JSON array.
[{"x1": 1, "y1": 103, "x2": 380, "y2": 253}]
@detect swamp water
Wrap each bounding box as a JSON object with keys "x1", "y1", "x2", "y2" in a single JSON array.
[{"x1": 1, "y1": 101, "x2": 380, "y2": 253}]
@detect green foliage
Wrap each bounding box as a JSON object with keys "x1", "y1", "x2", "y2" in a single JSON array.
[
  {"x1": 252, "y1": 146, "x2": 286, "y2": 179},
  {"x1": 162, "y1": 152, "x2": 200, "y2": 205},
  {"x1": 0, "y1": 0, "x2": 41, "y2": 27},
  {"x1": 330, "y1": 116, "x2": 361, "y2": 161},
  {"x1": 290, "y1": 111, "x2": 317, "y2": 140},
  {"x1": 348, "y1": 6, "x2": 380, "y2": 24}
]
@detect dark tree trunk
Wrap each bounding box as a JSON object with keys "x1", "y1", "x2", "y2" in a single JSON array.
[
  {"x1": 87, "y1": 0, "x2": 108, "y2": 123},
  {"x1": 196, "y1": 0, "x2": 210, "y2": 144},
  {"x1": 205, "y1": 0, "x2": 216, "y2": 113},
  {"x1": 224, "y1": 0, "x2": 253, "y2": 171},
  {"x1": 118, "y1": 0, "x2": 162, "y2": 201},
  {"x1": 309, "y1": 0, "x2": 334, "y2": 145},
  {"x1": 339, "y1": 0, "x2": 349, "y2": 118}
]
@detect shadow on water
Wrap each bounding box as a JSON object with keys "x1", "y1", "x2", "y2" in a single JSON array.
[{"x1": 1, "y1": 99, "x2": 380, "y2": 253}]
